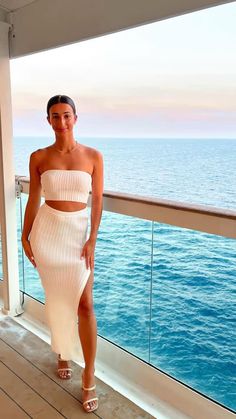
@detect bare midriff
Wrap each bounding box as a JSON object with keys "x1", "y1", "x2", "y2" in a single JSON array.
[{"x1": 45, "y1": 200, "x2": 87, "y2": 212}]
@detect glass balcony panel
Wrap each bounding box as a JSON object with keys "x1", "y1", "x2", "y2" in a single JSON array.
[
  {"x1": 16, "y1": 194, "x2": 24, "y2": 290},
  {"x1": 14, "y1": 186, "x2": 236, "y2": 412},
  {"x1": 18, "y1": 193, "x2": 45, "y2": 303},
  {"x1": 94, "y1": 210, "x2": 153, "y2": 361},
  {"x1": 151, "y1": 222, "x2": 236, "y2": 411}
]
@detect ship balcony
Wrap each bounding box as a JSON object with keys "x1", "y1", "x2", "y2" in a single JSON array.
[
  {"x1": 1, "y1": 1, "x2": 236, "y2": 417},
  {"x1": 0, "y1": 175, "x2": 235, "y2": 419}
]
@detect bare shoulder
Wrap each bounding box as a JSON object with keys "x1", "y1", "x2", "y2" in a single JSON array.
[
  {"x1": 29, "y1": 148, "x2": 44, "y2": 168},
  {"x1": 80, "y1": 143, "x2": 103, "y2": 169},
  {"x1": 29, "y1": 148, "x2": 42, "y2": 167},
  {"x1": 29, "y1": 146, "x2": 52, "y2": 172},
  {"x1": 30, "y1": 146, "x2": 49, "y2": 159}
]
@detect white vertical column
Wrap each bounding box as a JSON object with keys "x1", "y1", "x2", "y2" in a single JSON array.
[{"x1": 0, "y1": 21, "x2": 23, "y2": 316}]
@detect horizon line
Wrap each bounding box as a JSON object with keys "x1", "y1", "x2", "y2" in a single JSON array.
[{"x1": 13, "y1": 136, "x2": 236, "y2": 141}]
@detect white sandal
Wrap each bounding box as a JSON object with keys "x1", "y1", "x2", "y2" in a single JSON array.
[
  {"x1": 57, "y1": 354, "x2": 72, "y2": 379},
  {"x1": 81, "y1": 371, "x2": 98, "y2": 413}
]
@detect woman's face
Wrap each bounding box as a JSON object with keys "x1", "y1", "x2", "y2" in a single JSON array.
[{"x1": 47, "y1": 103, "x2": 77, "y2": 134}]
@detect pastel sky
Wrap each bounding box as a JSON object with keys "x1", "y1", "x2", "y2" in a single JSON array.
[{"x1": 10, "y1": 1, "x2": 236, "y2": 139}]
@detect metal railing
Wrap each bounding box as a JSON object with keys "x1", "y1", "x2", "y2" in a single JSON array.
[
  {"x1": 15, "y1": 174, "x2": 236, "y2": 238},
  {"x1": 11, "y1": 175, "x2": 236, "y2": 411}
]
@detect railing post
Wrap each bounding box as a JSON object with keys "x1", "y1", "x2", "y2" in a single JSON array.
[{"x1": 0, "y1": 21, "x2": 23, "y2": 316}]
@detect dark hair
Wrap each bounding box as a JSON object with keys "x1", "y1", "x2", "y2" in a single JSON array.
[{"x1": 47, "y1": 95, "x2": 77, "y2": 117}]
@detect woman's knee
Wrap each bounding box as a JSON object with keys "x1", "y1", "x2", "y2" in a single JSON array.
[
  {"x1": 78, "y1": 271, "x2": 95, "y2": 316},
  {"x1": 78, "y1": 295, "x2": 94, "y2": 316}
]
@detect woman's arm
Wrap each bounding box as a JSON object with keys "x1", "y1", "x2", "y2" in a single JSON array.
[
  {"x1": 89, "y1": 150, "x2": 104, "y2": 243},
  {"x1": 81, "y1": 150, "x2": 104, "y2": 270},
  {"x1": 21, "y1": 151, "x2": 42, "y2": 266}
]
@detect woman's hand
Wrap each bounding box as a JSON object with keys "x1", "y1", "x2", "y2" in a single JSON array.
[
  {"x1": 80, "y1": 238, "x2": 96, "y2": 270},
  {"x1": 21, "y1": 237, "x2": 37, "y2": 268}
]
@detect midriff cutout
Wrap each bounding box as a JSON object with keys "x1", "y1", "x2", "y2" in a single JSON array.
[{"x1": 45, "y1": 200, "x2": 87, "y2": 212}]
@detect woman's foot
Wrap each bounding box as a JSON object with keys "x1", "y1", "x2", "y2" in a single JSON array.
[
  {"x1": 57, "y1": 354, "x2": 72, "y2": 379},
  {"x1": 81, "y1": 369, "x2": 98, "y2": 413}
]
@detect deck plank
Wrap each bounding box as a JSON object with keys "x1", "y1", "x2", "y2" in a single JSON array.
[
  {"x1": 0, "y1": 339, "x2": 95, "y2": 418},
  {"x1": 0, "y1": 362, "x2": 65, "y2": 418},
  {"x1": 0, "y1": 389, "x2": 31, "y2": 419},
  {"x1": 0, "y1": 316, "x2": 154, "y2": 419}
]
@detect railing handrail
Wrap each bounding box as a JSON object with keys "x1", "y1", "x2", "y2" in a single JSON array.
[
  {"x1": 16, "y1": 175, "x2": 236, "y2": 239},
  {"x1": 104, "y1": 190, "x2": 236, "y2": 219}
]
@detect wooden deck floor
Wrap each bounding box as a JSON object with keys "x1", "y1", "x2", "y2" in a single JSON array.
[{"x1": 0, "y1": 316, "x2": 154, "y2": 419}]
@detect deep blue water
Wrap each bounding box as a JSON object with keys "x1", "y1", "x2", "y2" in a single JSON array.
[
  {"x1": 9, "y1": 137, "x2": 236, "y2": 411},
  {"x1": 15, "y1": 136, "x2": 236, "y2": 209}
]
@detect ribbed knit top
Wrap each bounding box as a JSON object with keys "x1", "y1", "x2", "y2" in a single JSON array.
[{"x1": 41, "y1": 170, "x2": 92, "y2": 203}]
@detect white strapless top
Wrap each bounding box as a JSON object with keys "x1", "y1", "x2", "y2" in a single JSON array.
[{"x1": 41, "y1": 170, "x2": 92, "y2": 203}]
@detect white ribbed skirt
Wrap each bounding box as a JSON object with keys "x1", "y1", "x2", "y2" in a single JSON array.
[{"x1": 29, "y1": 202, "x2": 91, "y2": 363}]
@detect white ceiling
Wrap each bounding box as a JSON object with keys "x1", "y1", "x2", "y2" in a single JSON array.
[
  {"x1": 0, "y1": 0, "x2": 36, "y2": 12},
  {"x1": 1, "y1": 0, "x2": 234, "y2": 58}
]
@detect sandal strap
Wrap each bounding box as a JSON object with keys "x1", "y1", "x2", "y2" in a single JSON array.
[
  {"x1": 82, "y1": 384, "x2": 96, "y2": 391},
  {"x1": 83, "y1": 397, "x2": 98, "y2": 405},
  {"x1": 58, "y1": 355, "x2": 70, "y2": 361},
  {"x1": 58, "y1": 368, "x2": 72, "y2": 372}
]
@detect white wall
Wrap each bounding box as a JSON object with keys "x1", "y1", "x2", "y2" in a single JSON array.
[
  {"x1": 0, "y1": 22, "x2": 22, "y2": 316},
  {"x1": 0, "y1": 8, "x2": 7, "y2": 22}
]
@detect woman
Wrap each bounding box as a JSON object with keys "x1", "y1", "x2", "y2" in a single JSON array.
[{"x1": 21, "y1": 94, "x2": 103, "y2": 413}]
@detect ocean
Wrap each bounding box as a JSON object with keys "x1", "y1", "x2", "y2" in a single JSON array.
[{"x1": 11, "y1": 137, "x2": 236, "y2": 411}]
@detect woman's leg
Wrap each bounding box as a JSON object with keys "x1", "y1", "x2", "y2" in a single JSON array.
[{"x1": 78, "y1": 270, "x2": 98, "y2": 410}]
